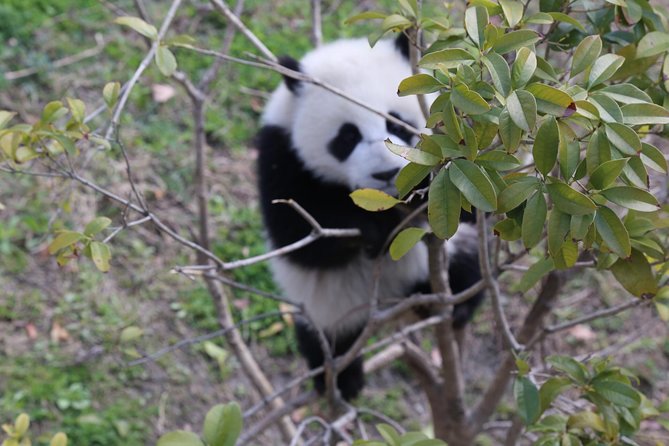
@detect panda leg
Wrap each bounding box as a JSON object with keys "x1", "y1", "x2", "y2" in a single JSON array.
[{"x1": 295, "y1": 319, "x2": 365, "y2": 401}]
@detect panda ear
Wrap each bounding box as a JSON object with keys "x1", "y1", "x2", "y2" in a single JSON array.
[
  {"x1": 394, "y1": 32, "x2": 410, "y2": 60},
  {"x1": 278, "y1": 56, "x2": 302, "y2": 94}
]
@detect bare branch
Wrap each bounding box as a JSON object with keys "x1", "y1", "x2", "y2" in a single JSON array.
[
  {"x1": 105, "y1": 0, "x2": 183, "y2": 140},
  {"x1": 476, "y1": 209, "x2": 523, "y2": 351},
  {"x1": 310, "y1": 0, "x2": 322, "y2": 48},
  {"x1": 209, "y1": 0, "x2": 276, "y2": 61},
  {"x1": 127, "y1": 310, "x2": 295, "y2": 366}
]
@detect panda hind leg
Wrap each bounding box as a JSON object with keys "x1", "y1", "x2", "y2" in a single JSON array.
[{"x1": 294, "y1": 319, "x2": 364, "y2": 401}]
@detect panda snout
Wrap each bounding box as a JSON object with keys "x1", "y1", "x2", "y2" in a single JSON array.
[{"x1": 371, "y1": 167, "x2": 400, "y2": 182}]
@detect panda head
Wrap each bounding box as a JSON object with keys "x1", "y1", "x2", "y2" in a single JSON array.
[{"x1": 262, "y1": 36, "x2": 425, "y2": 195}]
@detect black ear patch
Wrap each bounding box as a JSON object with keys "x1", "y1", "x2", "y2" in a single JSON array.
[
  {"x1": 279, "y1": 56, "x2": 302, "y2": 94},
  {"x1": 328, "y1": 123, "x2": 362, "y2": 161},
  {"x1": 395, "y1": 33, "x2": 410, "y2": 60}
]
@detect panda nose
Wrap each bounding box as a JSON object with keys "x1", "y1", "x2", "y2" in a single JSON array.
[{"x1": 372, "y1": 168, "x2": 400, "y2": 182}]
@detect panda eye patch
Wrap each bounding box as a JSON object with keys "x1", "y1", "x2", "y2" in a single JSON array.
[
  {"x1": 328, "y1": 123, "x2": 362, "y2": 161},
  {"x1": 386, "y1": 112, "x2": 415, "y2": 144}
]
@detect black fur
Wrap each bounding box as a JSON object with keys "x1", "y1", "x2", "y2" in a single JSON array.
[
  {"x1": 257, "y1": 124, "x2": 486, "y2": 400},
  {"x1": 328, "y1": 123, "x2": 362, "y2": 161},
  {"x1": 295, "y1": 319, "x2": 364, "y2": 400},
  {"x1": 257, "y1": 125, "x2": 405, "y2": 266},
  {"x1": 279, "y1": 56, "x2": 302, "y2": 93},
  {"x1": 394, "y1": 33, "x2": 410, "y2": 59}
]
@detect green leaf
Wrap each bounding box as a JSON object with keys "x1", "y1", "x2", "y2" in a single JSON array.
[
  {"x1": 499, "y1": 0, "x2": 524, "y2": 27},
  {"x1": 202, "y1": 402, "x2": 243, "y2": 446},
  {"x1": 567, "y1": 412, "x2": 606, "y2": 432},
  {"x1": 547, "y1": 355, "x2": 588, "y2": 383},
  {"x1": 476, "y1": 150, "x2": 520, "y2": 170},
  {"x1": 381, "y1": 14, "x2": 412, "y2": 32},
  {"x1": 84, "y1": 217, "x2": 112, "y2": 236},
  {"x1": 377, "y1": 423, "x2": 402, "y2": 446},
  {"x1": 515, "y1": 376, "x2": 541, "y2": 425},
  {"x1": 595, "y1": 206, "x2": 631, "y2": 258},
  {"x1": 419, "y1": 48, "x2": 474, "y2": 70},
  {"x1": 499, "y1": 108, "x2": 522, "y2": 152},
  {"x1": 571, "y1": 35, "x2": 602, "y2": 77},
  {"x1": 539, "y1": 377, "x2": 571, "y2": 412},
  {"x1": 588, "y1": 158, "x2": 627, "y2": 190},
  {"x1": 103, "y1": 82, "x2": 121, "y2": 109},
  {"x1": 156, "y1": 46, "x2": 177, "y2": 76},
  {"x1": 350, "y1": 188, "x2": 402, "y2": 211},
  {"x1": 66, "y1": 98, "x2": 86, "y2": 123},
  {"x1": 523, "y1": 191, "x2": 547, "y2": 249},
  {"x1": 449, "y1": 159, "x2": 497, "y2": 212},
  {"x1": 48, "y1": 231, "x2": 85, "y2": 255},
  {"x1": 547, "y1": 12, "x2": 585, "y2": 31},
  {"x1": 386, "y1": 140, "x2": 441, "y2": 165},
  {"x1": 636, "y1": 31, "x2": 669, "y2": 58},
  {"x1": 42, "y1": 101, "x2": 68, "y2": 124},
  {"x1": 600, "y1": 186, "x2": 660, "y2": 212},
  {"x1": 611, "y1": 248, "x2": 658, "y2": 297},
  {"x1": 397, "y1": 74, "x2": 443, "y2": 96},
  {"x1": 390, "y1": 227, "x2": 427, "y2": 261},
  {"x1": 600, "y1": 84, "x2": 652, "y2": 104},
  {"x1": 428, "y1": 169, "x2": 461, "y2": 239},
  {"x1": 640, "y1": 142, "x2": 667, "y2": 173},
  {"x1": 621, "y1": 103, "x2": 669, "y2": 125},
  {"x1": 512, "y1": 47, "x2": 537, "y2": 89},
  {"x1": 605, "y1": 123, "x2": 641, "y2": 155},
  {"x1": 497, "y1": 180, "x2": 539, "y2": 213},
  {"x1": 156, "y1": 431, "x2": 205, "y2": 446},
  {"x1": 533, "y1": 116, "x2": 559, "y2": 176},
  {"x1": 588, "y1": 54, "x2": 625, "y2": 89},
  {"x1": 525, "y1": 83, "x2": 575, "y2": 117},
  {"x1": 482, "y1": 52, "x2": 511, "y2": 97},
  {"x1": 493, "y1": 30, "x2": 540, "y2": 54},
  {"x1": 50, "y1": 432, "x2": 68, "y2": 446},
  {"x1": 588, "y1": 93, "x2": 623, "y2": 123},
  {"x1": 115, "y1": 16, "x2": 158, "y2": 40},
  {"x1": 90, "y1": 241, "x2": 111, "y2": 272},
  {"x1": 546, "y1": 183, "x2": 596, "y2": 215},
  {"x1": 396, "y1": 163, "x2": 431, "y2": 199},
  {"x1": 514, "y1": 257, "x2": 554, "y2": 293},
  {"x1": 0, "y1": 110, "x2": 16, "y2": 130},
  {"x1": 345, "y1": 11, "x2": 387, "y2": 24},
  {"x1": 120, "y1": 326, "x2": 144, "y2": 343},
  {"x1": 507, "y1": 90, "x2": 536, "y2": 132},
  {"x1": 592, "y1": 380, "x2": 641, "y2": 408},
  {"x1": 451, "y1": 84, "x2": 491, "y2": 115},
  {"x1": 465, "y1": 6, "x2": 489, "y2": 48},
  {"x1": 493, "y1": 218, "x2": 521, "y2": 241}
]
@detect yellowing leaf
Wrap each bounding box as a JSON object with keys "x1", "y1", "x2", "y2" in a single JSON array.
[
  {"x1": 350, "y1": 188, "x2": 401, "y2": 211},
  {"x1": 389, "y1": 227, "x2": 427, "y2": 260}
]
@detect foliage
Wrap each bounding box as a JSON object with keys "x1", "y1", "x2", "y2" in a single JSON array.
[
  {"x1": 156, "y1": 402, "x2": 242, "y2": 446},
  {"x1": 351, "y1": 1, "x2": 669, "y2": 298},
  {"x1": 353, "y1": 423, "x2": 447, "y2": 446},
  {"x1": 516, "y1": 355, "x2": 662, "y2": 445},
  {"x1": 2, "y1": 413, "x2": 67, "y2": 446}
]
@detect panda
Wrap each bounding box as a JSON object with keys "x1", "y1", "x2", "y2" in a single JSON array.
[{"x1": 257, "y1": 35, "x2": 484, "y2": 401}]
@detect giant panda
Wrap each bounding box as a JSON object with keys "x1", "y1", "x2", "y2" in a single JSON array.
[{"x1": 257, "y1": 36, "x2": 484, "y2": 401}]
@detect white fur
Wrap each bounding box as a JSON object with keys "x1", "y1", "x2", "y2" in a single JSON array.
[
  {"x1": 270, "y1": 225, "x2": 477, "y2": 334},
  {"x1": 263, "y1": 38, "x2": 425, "y2": 193}
]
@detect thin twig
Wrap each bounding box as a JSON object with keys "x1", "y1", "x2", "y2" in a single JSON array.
[
  {"x1": 477, "y1": 209, "x2": 523, "y2": 351},
  {"x1": 310, "y1": 0, "x2": 322, "y2": 47},
  {"x1": 105, "y1": 0, "x2": 183, "y2": 140}
]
